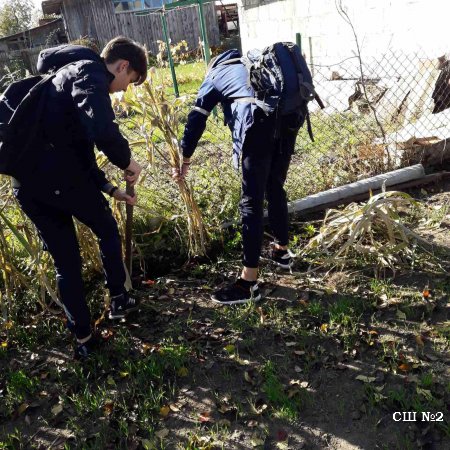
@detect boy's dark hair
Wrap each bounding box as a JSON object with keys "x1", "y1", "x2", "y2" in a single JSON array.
[{"x1": 101, "y1": 36, "x2": 148, "y2": 85}]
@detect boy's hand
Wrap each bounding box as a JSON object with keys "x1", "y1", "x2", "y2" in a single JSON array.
[
  {"x1": 124, "y1": 159, "x2": 142, "y2": 186},
  {"x1": 171, "y1": 158, "x2": 191, "y2": 181},
  {"x1": 113, "y1": 189, "x2": 137, "y2": 205}
]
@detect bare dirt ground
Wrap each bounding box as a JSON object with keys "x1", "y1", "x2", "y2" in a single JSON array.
[{"x1": 0, "y1": 182, "x2": 449, "y2": 450}]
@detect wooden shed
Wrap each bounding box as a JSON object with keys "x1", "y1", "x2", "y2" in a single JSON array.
[
  {"x1": 0, "y1": 18, "x2": 66, "y2": 53},
  {"x1": 42, "y1": 0, "x2": 220, "y2": 55},
  {"x1": 0, "y1": 18, "x2": 67, "y2": 78}
]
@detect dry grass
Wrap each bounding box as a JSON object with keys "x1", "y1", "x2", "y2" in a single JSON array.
[
  {"x1": 301, "y1": 188, "x2": 449, "y2": 275},
  {"x1": 117, "y1": 68, "x2": 208, "y2": 257}
]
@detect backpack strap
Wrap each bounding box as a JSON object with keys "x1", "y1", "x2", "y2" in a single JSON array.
[
  {"x1": 285, "y1": 44, "x2": 325, "y2": 110},
  {"x1": 219, "y1": 56, "x2": 254, "y2": 90},
  {"x1": 306, "y1": 111, "x2": 314, "y2": 142}
]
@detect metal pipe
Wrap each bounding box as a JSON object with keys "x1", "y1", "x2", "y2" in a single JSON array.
[{"x1": 161, "y1": 10, "x2": 180, "y2": 97}]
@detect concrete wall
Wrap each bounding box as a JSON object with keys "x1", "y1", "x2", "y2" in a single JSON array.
[{"x1": 238, "y1": 0, "x2": 450, "y2": 65}]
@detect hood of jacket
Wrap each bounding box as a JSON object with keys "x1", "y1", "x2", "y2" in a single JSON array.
[{"x1": 37, "y1": 44, "x2": 104, "y2": 74}]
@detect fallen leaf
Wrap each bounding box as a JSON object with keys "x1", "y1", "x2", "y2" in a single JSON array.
[
  {"x1": 293, "y1": 350, "x2": 306, "y2": 356},
  {"x1": 237, "y1": 358, "x2": 250, "y2": 366},
  {"x1": 294, "y1": 366, "x2": 303, "y2": 373},
  {"x1": 142, "y1": 343, "x2": 155, "y2": 353},
  {"x1": 119, "y1": 371, "x2": 129, "y2": 378},
  {"x1": 199, "y1": 411, "x2": 214, "y2": 423},
  {"x1": 169, "y1": 403, "x2": 180, "y2": 412},
  {"x1": 320, "y1": 323, "x2": 328, "y2": 333},
  {"x1": 247, "y1": 420, "x2": 258, "y2": 428},
  {"x1": 101, "y1": 329, "x2": 114, "y2": 340},
  {"x1": 398, "y1": 363, "x2": 411, "y2": 372},
  {"x1": 244, "y1": 371, "x2": 255, "y2": 385},
  {"x1": 177, "y1": 367, "x2": 189, "y2": 377},
  {"x1": 40, "y1": 372, "x2": 49, "y2": 380},
  {"x1": 103, "y1": 401, "x2": 114, "y2": 416},
  {"x1": 257, "y1": 307, "x2": 266, "y2": 324},
  {"x1": 251, "y1": 433, "x2": 265, "y2": 447},
  {"x1": 16, "y1": 402, "x2": 29, "y2": 416},
  {"x1": 159, "y1": 406, "x2": 170, "y2": 418},
  {"x1": 141, "y1": 439, "x2": 153, "y2": 449},
  {"x1": 416, "y1": 387, "x2": 433, "y2": 400},
  {"x1": 396, "y1": 310, "x2": 407, "y2": 320},
  {"x1": 224, "y1": 344, "x2": 235, "y2": 353},
  {"x1": 285, "y1": 342, "x2": 297, "y2": 347},
  {"x1": 355, "y1": 375, "x2": 376, "y2": 383},
  {"x1": 106, "y1": 375, "x2": 115, "y2": 386},
  {"x1": 155, "y1": 428, "x2": 169, "y2": 439},
  {"x1": 51, "y1": 404, "x2": 63, "y2": 416},
  {"x1": 4, "y1": 321, "x2": 13, "y2": 330},
  {"x1": 142, "y1": 279, "x2": 155, "y2": 286},
  {"x1": 252, "y1": 401, "x2": 267, "y2": 415},
  {"x1": 415, "y1": 335, "x2": 424, "y2": 348}
]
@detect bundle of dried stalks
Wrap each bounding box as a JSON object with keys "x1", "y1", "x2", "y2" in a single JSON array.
[
  {"x1": 301, "y1": 189, "x2": 448, "y2": 274},
  {"x1": 118, "y1": 69, "x2": 208, "y2": 256}
]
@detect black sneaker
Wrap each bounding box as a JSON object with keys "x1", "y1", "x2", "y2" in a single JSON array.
[
  {"x1": 74, "y1": 335, "x2": 100, "y2": 360},
  {"x1": 269, "y1": 248, "x2": 294, "y2": 269},
  {"x1": 108, "y1": 292, "x2": 140, "y2": 320},
  {"x1": 211, "y1": 278, "x2": 261, "y2": 305}
]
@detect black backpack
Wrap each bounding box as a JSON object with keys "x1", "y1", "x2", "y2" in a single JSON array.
[
  {"x1": 0, "y1": 72, "x2": 55, "y2": 181},
  {"x1": 223, "y1": 42, "x2": 324, "y2": 140}
]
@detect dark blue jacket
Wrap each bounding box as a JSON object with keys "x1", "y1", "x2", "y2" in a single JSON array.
[
  {"x1": 181, "y1": 49, "x2": 257, "y2": 167},
  {"x1": 27, "y1": 45, "x2": 131, "y2": 192}
]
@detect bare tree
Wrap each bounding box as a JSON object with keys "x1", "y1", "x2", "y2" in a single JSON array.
[
  {"x1": 335, "y1": 0, "x2": 391, "y2": 168},
  {"x1": 0, "y1": 0, "x2": 36, "y2": 37}
]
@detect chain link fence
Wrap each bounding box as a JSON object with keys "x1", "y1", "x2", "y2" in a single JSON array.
[
  {"x1": 108, "y1": 47, "x2": 449, "y2": 272},
  {"x1": 147, "y1": 47, "x2": 449, "y2": 208}
]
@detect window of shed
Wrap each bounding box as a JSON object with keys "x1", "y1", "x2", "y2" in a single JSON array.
[{"x1": 113, "y1": 1, "x2": 175, "y2": 13}]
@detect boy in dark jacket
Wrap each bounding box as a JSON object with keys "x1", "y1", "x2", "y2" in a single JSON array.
[
  {"x1": 13, "y1": 36, "x2": 147, "y2": 358},
  {"x1": 175, "y1": 49, "x2": 303, "y2": 305}
]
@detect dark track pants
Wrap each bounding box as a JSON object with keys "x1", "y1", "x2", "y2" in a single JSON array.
[
  {"x1": 240, "y1": 111, "x2": 300, "y2": 268},
  {"x1": 14, "y1": 183, "x2": 126, "y2": 339}
]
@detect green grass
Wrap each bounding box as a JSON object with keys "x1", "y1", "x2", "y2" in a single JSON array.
[
  {"x1": 261, "y1": 360, "x2": 305, "y2": 422},
  {"x1": 1, "y1": 370, "x2": 38, "y2": 418}
]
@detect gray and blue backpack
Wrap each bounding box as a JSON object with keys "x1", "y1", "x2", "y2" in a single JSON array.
[{"x1": 224, "y1": 42, "x2": 324, "y2": 140}]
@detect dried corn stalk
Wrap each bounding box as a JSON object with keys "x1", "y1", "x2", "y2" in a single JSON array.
[
  {"x1": 118, "y1": 68, "x2": 208, "y2": 256},
  {"x1": 301, "y1": 189, "x2": 447, "y2": 273}
]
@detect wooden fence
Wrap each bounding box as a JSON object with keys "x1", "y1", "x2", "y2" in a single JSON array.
[{"x1": 61, "y1": 0, "x2": 220, "y2": 55}]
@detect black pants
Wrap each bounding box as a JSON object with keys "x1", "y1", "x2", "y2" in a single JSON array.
[
  {"x1": 240, "y1": 111, "x2": 300, "y2": 268},
  {"x1": 14, "y1": 182, "x2": 126, "y2": 339}
]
